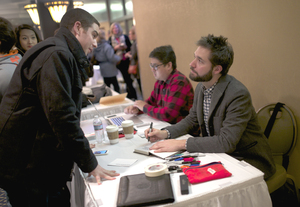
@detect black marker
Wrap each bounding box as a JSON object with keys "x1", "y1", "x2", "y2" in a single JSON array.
[{"x1": 148, "y1": 122, "x2": 153, "y2": 142}]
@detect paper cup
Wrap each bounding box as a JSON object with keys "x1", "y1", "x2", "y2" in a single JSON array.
[
  {"x1": 121, "y1": 120, "x2": 134, "y2": 139},
  {"x1": 106, "y1": 125, "x2": 119, "y2": 144}
]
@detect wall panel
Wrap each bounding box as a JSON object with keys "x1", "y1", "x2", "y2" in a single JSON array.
[{"x1": 133, "y1": 0, "x2": 300, "y2": 186}]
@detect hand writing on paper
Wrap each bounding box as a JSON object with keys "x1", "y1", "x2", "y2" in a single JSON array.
[
  {"x1": 150, "y1": 139, "x2": 187, "y2": 153},
  {"x1": 144, "y1": 128, "x2": 167, "y2": 143},
  {"x1": 88, "y1": 165, "x2": 120, "y2": 185}
]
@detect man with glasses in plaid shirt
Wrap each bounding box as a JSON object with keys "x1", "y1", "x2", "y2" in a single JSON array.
[{"x1": 124, "y1": 45, "x2": 194, "y2": 124}]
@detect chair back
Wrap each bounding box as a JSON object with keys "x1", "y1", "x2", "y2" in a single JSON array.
[{"x1": 256, "y1": 103, "x2": 297, "y2": 168}]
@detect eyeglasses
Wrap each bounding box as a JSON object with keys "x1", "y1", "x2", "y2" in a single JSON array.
[{"x1": 149, "y1": 63, "x2": 164, "y2": 71}]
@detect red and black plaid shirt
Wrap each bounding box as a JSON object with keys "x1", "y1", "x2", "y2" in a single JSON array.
[{"x1": 143, "y1": 69, "x2": 194, "y2": 124}]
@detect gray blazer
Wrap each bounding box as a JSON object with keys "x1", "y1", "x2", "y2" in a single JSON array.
[{"x1": 165, "y1": 75, "x2": 276, "y2": 179}]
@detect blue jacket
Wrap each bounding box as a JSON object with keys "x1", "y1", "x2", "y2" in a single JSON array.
[
  {"x1": 93, "y1": 40, "x2": 121, "y2": 78},
  {"x1": 0, "y1": 27, "x2": 97, "y2": 187}
]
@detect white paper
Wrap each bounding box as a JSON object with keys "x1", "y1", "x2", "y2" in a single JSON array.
[{"x1": 108, "y1": 158, "x2": 138, "y2": 167}]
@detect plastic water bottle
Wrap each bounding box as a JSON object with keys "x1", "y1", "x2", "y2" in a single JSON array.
[
  {"x1": 101, "y1": 118, "x2": 110, "y2": 144},
  {"x1": 93, "y1": 115, "x2": 104, "y2": 147}
]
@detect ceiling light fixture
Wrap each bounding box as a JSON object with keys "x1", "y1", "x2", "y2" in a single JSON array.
[
  {"x1": 25, "y1": 1, "x2": 84, "y2": 25},
  {"x1": 44, "y1": 1, "x2": 69, "y2": 23},
  {"x1": 24, "y1": 3, "x2": 40, "y2": 25},
  {"x1": 73, "y1": 1, "x2": 84, "y2": 8}
]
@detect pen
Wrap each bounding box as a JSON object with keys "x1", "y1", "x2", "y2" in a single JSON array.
[{"x1": 148, "y1": 122, "x2": 153, "y2": 142}]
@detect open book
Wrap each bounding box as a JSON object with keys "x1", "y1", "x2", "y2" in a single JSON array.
[{"x1": 134, "y1": 134, "x2": 191, "y2": 159}]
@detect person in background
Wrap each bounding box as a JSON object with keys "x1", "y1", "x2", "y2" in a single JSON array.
[
  {"x1": 0, "y1": 9, "x2": 119, "y2": 207},
  {"x1": 107, "y1": 29, "x2": 111, "y2": 40},
  {"x1": 0, "y1": 16, "x2": 21, "y2": 206},
  {"x1": 0, "y1": 17, "x2": 21, "y2": 103},
  {"x1": 125, "y1": 26, "x2": 142, "y2": 95},
  {"x1": 15, "y1": 24, "x2": 41, "y2": 56},
  {"x1": 109, "y1": 22, "x2": 137, "y2": 100},
  {"x1": 146, "y1": 34, "x2": 276, "y2": 180},
  {"x1": 93, "y1": 29, "x2": 121, "y2": 93},
  {"x1": 124, "y1": 45, "x2": 194, "y2": 124}
]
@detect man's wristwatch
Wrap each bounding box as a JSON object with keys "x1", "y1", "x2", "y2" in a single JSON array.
[{"x1": 164, "y1": 129, "x2": 171, "y2": 139}]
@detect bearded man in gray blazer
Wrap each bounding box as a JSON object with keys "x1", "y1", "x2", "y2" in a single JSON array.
[{"x1": 147, "y1": 34, "x2": 275, "y2": 180}]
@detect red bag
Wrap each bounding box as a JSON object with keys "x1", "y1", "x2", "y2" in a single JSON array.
[{"x1": 182, "y1": 161, "x2": 232, "y2": 184}]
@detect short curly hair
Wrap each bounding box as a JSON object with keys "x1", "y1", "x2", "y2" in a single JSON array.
[{"x1": 197, "y1": 34, "x2": 234, "y2": 75}]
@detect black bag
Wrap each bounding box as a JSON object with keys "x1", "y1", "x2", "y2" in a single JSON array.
[
  {"x1": 117, "y1": 173, "x2": 174, "y2": 207},
  {"x1": 82, "y1": 84, "x2": 112, "y2": 108}
]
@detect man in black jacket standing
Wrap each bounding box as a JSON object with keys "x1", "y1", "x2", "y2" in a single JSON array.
[{"x1": 0, "y1": 9, "x2": 119, "y2": 206}]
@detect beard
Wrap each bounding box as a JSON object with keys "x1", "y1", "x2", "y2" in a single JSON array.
[{"x1": 189, "y1": 66, "x2": 213, "y2": 82}]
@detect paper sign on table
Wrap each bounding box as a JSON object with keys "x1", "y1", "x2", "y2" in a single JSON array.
[{"x1": 108, "y1": 158, "x2": 138, "y2": 167}]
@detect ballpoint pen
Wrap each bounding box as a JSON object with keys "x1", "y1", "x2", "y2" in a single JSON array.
[{"x1": 148, "y1": 122, "x2": 153, "y2": 142}]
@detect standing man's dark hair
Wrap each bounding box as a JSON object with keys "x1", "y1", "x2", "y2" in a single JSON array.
[
  {"x1": 60, "y1": 8, "x2": 100, "y2": 31},
  {"x1": 0, "y1": 17, "x2": 16, "y2": 54},
  {"x1": 196, "y1": 34, "x2": 234, "y2": 75},
  {"x1": 149, "y1": 45, "x2": 177, "y2": 69}
]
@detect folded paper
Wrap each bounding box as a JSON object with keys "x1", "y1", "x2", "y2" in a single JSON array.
[{"x1": 99, "y1": 93, "x2": 127, "y2": 105}]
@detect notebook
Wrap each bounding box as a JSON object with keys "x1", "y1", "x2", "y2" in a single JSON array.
[
  {"x1": 134, "y1": 134, "x2": 191, "y2": 159},
  {"x1": 134, "y1": 141, "x2": 183, "y2": 159}
]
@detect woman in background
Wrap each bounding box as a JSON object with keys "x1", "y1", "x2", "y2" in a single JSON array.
[
  {"x1": 125, "y1": 26, "x2": 142, "y2": 95},
  {"x1": 15, "y1": 24, "x2": 41, "y2": 56},
  {"x1": 108, "y1": 22, "x2": 137, "y2": 100}
]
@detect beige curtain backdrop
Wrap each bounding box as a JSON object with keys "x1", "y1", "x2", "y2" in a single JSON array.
[{"x1": 132, "y1": 0, "x2": 300, "y2": 187}]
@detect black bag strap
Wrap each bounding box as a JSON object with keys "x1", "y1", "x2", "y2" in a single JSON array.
[
  {"x1": 263, "y1": 102, "x2": 293, "y2": 170},
  {"x1": 264, "y1": 102, "x2": 285, "y2": 139}
]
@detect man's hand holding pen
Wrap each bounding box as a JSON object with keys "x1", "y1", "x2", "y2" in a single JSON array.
[
  {"x1": 144, "y1": 127, "x2": 168, "y2": 143},
  {"x1": 145, "y1": 128, "x2": 188, "y2": 152}
]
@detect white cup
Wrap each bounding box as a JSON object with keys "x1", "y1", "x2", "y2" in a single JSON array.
[
  {"x1": 121, "y1": 120, "x2": 134, "y2": 139},
  {"x1": 106, "y1": 125, "x2": 119, "y2": 144}
]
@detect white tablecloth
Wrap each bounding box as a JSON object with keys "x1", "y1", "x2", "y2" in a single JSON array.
[{"x1": 70, "y1": 106, "x2": 272, "y2": 207}]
